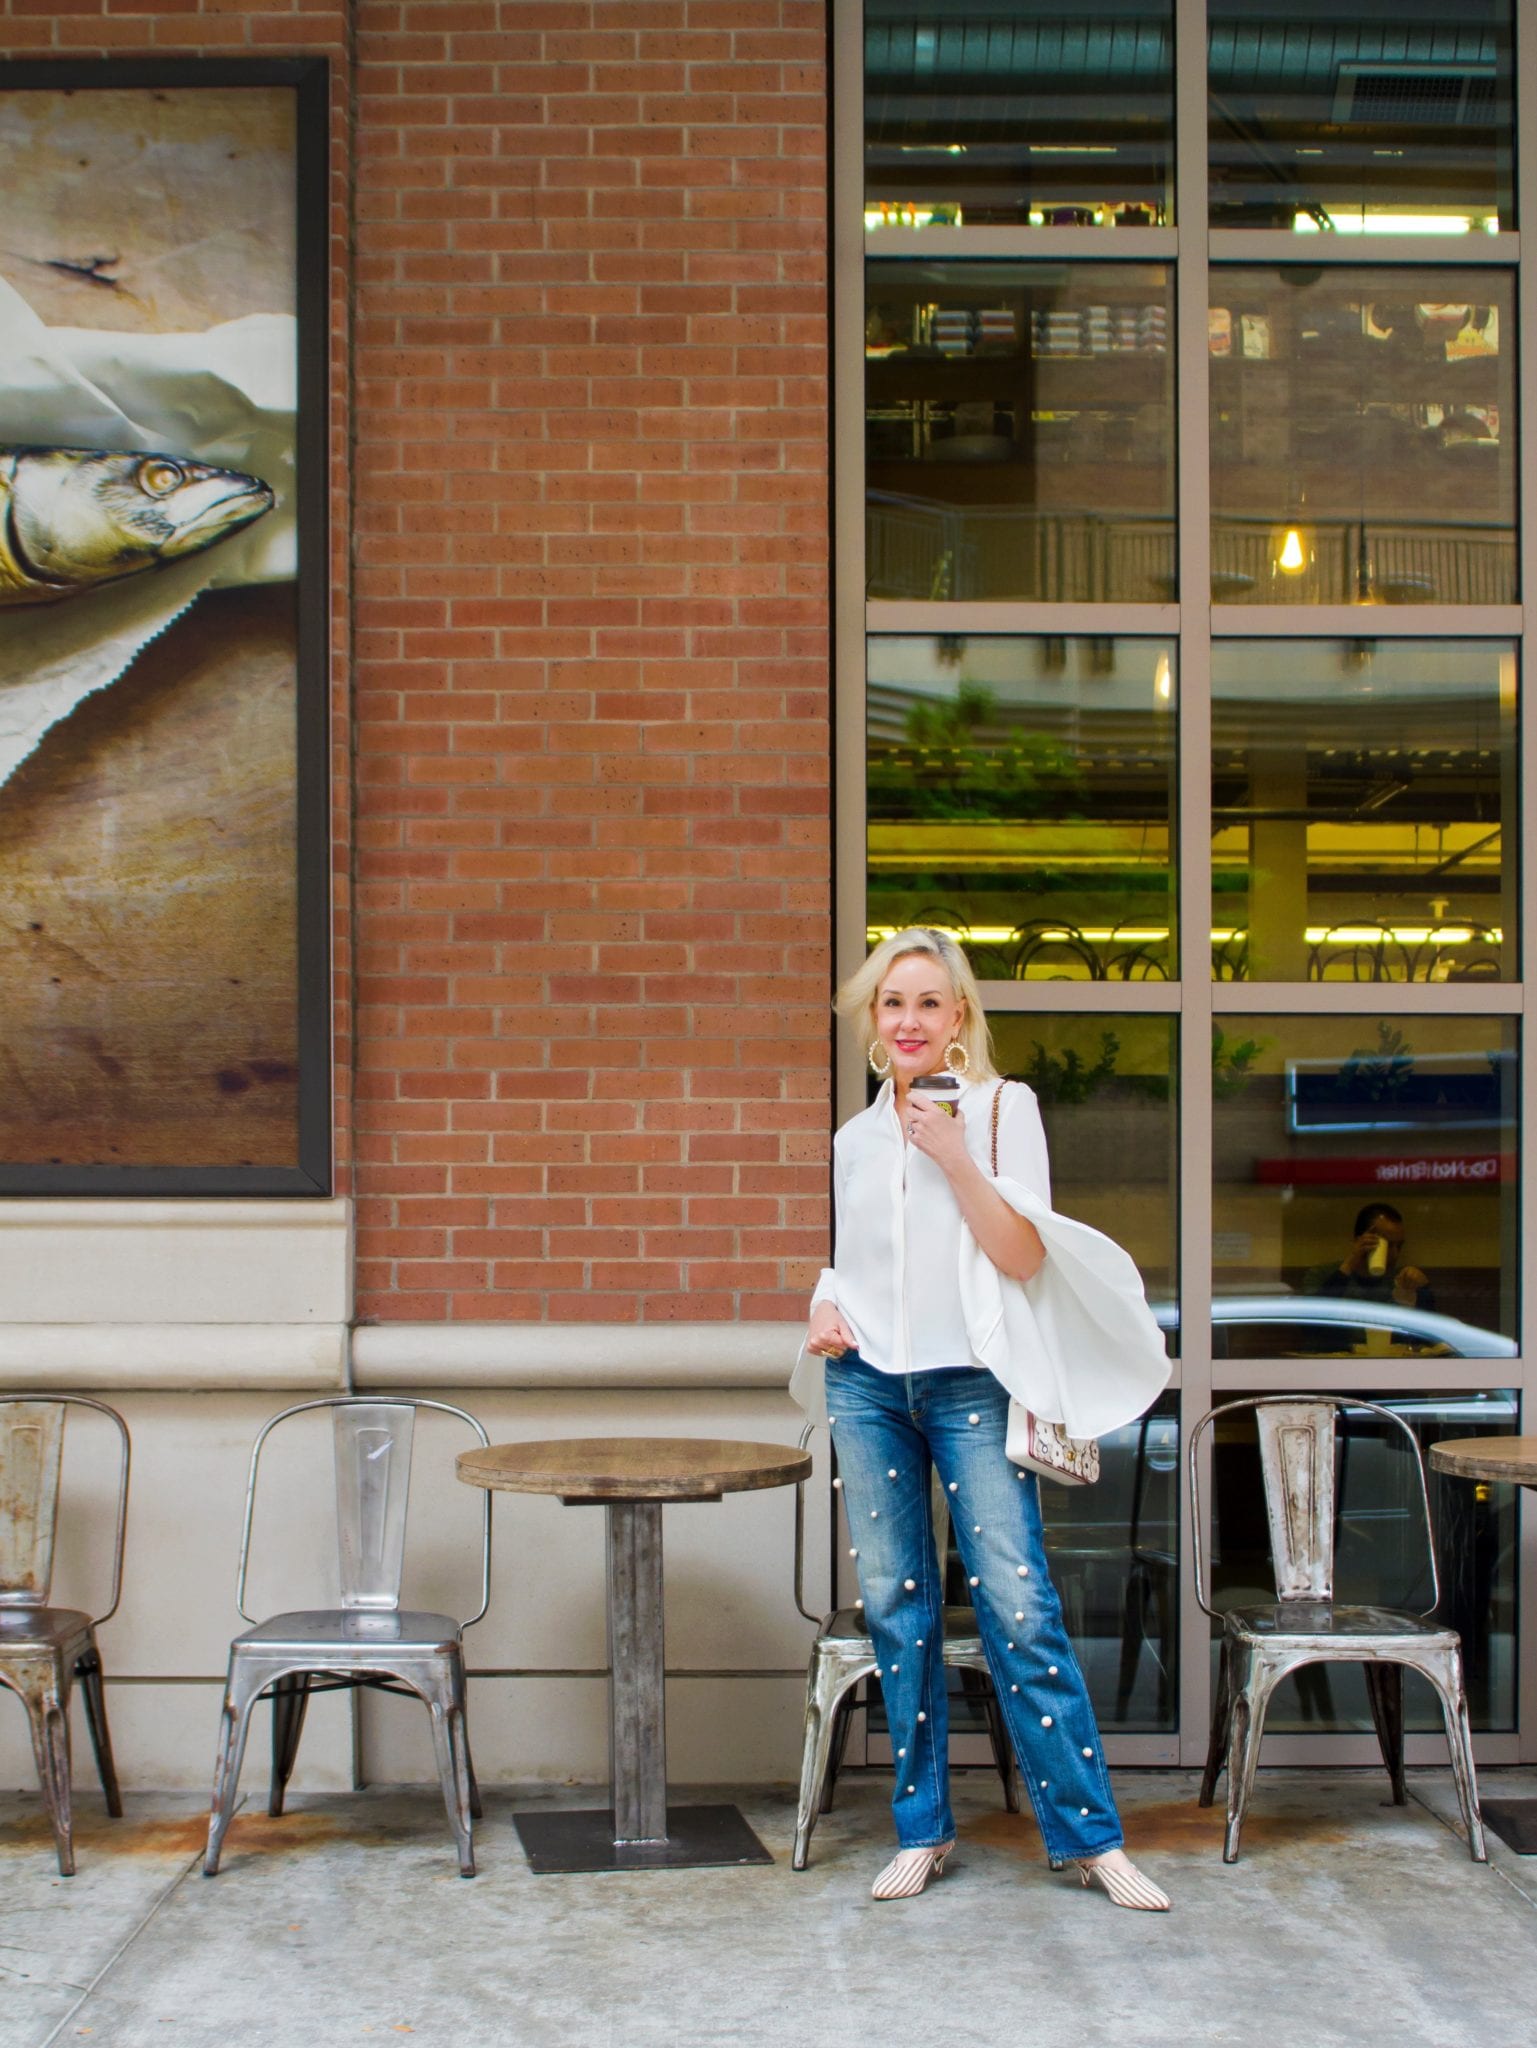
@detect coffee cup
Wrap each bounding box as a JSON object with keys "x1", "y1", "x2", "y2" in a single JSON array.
[{"x1": 911, "y1": 1073, "x2": 963, "y2": 1116}]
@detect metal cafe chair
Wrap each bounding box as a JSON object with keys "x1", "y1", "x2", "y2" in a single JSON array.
[
  {"x1": 791, "y1": 1424, "x2": 1018, "y2": 1870},
  {"x1": 204, "y1": 1396, "x2": 491, "y2": 1879},
  {"x1": 0, "y1": 1395, "x2": 130, "y2": 1876},
  {"x1": 1190, "y1": 1395, "x2": 1486, "y2": 1865}
]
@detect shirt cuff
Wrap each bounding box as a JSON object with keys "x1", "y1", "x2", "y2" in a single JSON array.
[{"x1": 809, "y1": 1268, "x2": 838, "y2": 1313}]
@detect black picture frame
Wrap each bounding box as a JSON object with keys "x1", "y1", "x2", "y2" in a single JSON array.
[{"x1": 0, "y1": 57, "x2": 332, "y2": 1196}]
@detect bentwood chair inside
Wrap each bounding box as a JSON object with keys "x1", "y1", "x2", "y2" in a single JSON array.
[
  {"x1": 791, "y1": 1423, "x2": 1019, "y2": 1870},
  {"x1": 0, "y1": 1395, "x2": 130, "y2": 1876},
  {"x1": 204, "y1": 1396, "x2": 491, "y2": 1879},
  {"x1": 1191, "y1": 1395, "x2": 1486, "y2": 1865}
]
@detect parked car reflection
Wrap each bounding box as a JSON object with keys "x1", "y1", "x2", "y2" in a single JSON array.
[{"x1": 1154, "y1": 1295, "x2": 1516, "y2": 1361}]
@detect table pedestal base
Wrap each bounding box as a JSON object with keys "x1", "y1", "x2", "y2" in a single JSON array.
[
  {"x1": 1479, "y1": 1798, "x2": 1537, "y2": 1855},
  {"x1": 512, "y1": 1803, "x2": 774, "y2": 1874}
]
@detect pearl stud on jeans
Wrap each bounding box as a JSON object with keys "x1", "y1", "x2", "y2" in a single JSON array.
[
  {"x1": 1041, "y1": 1715, "x2": 1053, "y2": 1727},
  {"x1": 968, "y1": 1413, "x2": 980, "y2": 1425},
  {"x1": 904, "y1": 1578, "x2": 916, "y2": 1590}
]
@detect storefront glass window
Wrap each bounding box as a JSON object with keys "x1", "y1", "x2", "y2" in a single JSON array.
[
  {"x1": 1211, "y1": 641, "x2": 1516, "y2": 983},
  {"x1": 991, "y1": 1012, "x2": 1178, "y2": 1337},
  {"x1": 1209, "y1": 3, "x2": 1515, "y2": 233},
  {"x1": 868, "y1": 263, "x2": 1175, "y2": 601},
  {"x1": 1212, "y1": 1015, "x2": 1518, "y2": 1357},
  {"x1": 1209, "y1": 267, "x2": 1516, "y2": 605},
  {"x1": 866, "y1": 1, "x2": 1174, "y2": 231},
  {"x1": 1210, "y1": 1391, "x2": 1517, "y2": 1732},
  {"x1": 867, "y1": 635, "x2": 1177, "y2": 979}
]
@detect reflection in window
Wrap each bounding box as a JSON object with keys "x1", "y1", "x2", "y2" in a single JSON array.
[
  {"x1": 1212, "y1": 1015, "x2": 1517, "y2": 1355},
  {"x1": 1211, "y1": 641, "x2": 1516, "y2": 983},
  {"x1": 865, "y1": 1, "x2": 1174, "y2": 231},
  {"x1": 866, "y1": 636, "x2": 1176, "y2": 979},
  {"x1": 1210, "y1": 1392, "x2": 1517, "y2": 1733},
  {"x1": 1209, "y1": 3, "x2": 1514, "y2": 233},
  {"x1": 868, "y1": 263, "x2": 1175, "y2": 600},
  {"x1": 1209, "y1": 267, "x2": 1515, "y2": 605},
  {"x1": 1042, "y1": 1395, "x2": 1179, "y2": 1731},
  {"x1": 991, "y1": 1012, "x2": 1177, "y2": 1331}
]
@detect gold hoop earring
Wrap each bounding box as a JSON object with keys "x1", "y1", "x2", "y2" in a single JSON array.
[
  {"x1": 869, "y1": 1040, "x2": 893, "y2": 1079},
  {"x1": 943, "y1": 1039, "x2": 969, "y2": 1078}
]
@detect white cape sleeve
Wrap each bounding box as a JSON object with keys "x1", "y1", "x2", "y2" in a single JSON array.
[{"x1": 959, "y1": 1085, "x2": 1171, "y2": 1439}]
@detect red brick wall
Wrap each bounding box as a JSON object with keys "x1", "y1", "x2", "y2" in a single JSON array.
[
  {"x1": 351, "y1": 0, "x2": 831, "y2": 1325},
  {"x1": 0, "y1": 0, "x2": 833, "y2": 1326}
]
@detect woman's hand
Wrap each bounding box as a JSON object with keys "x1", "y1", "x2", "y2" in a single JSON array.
[
  {"x1": 905, "y1": 1090, "x2": 969, "y2": 1175},
  {"x1": 806, "y1": 1301, "x2": 856, "y2": 1358}
]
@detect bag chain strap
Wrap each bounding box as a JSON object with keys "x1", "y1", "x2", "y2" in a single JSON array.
[{"x1": 989, "y1": 1079, "x2": 1006, "y2": 1176}]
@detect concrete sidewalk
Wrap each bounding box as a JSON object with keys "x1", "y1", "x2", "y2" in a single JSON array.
[{"x1": 4, "y1": 1769, "x2": 1536, "y2": 2047}]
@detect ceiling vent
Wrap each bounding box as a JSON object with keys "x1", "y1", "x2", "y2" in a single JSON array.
[{"x1": 1332, "y1": 63, "x2": 1497, "y2": 127}]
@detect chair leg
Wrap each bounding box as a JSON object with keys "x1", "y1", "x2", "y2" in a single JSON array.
[
  {"x1": 1427, "y1": 1649, "x2": 1487, "y2": 1864},
  {"x1": 1364, "y1": 1661, "x2": 1408, "y2": 1806},
  {"x1": 15, "y1": 1660, "x2": 76, "y2": 1878},
  {"x1": 1115, "y1": 1567, "x2": 1147, "y2": 1719},
  {"x1": 1198, "y1": 1637, "x2": 1232, "y2": 1808},
  {"x1": 794, "y1": 1655, "x2": 862, "y2": 1872},
  {"x1": 1151, "y1": 1570, "x2": 1176, "y2": 1727},
  {"x1": 980, "y1": 1682, "x2": 1020, "y2": 1815},
  {"x1": 75, "y1": 1642, "x2": 122, "y2": 1819},
  {"x1": 423, "y1": 1670, "x2": 476, "y2": 1879},
  {"x1": 464, "y1": 1728, "x2": 484, "y2": 1823},
  {"x1": 821, "y1": 1691, "x2": 856, "y2": 1814},
  {"x1": 1223, "y1": 1652, "x2": 1275, "y2": 1866},
  {"x1": 205, "y1": 1659, "x2": 265, "y2": 1876},
  {"x1": 268, "y1": 1672, "x2": 312, "y2": 1817}
]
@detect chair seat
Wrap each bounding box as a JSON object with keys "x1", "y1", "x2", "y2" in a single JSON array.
[
  {"x1": 1225, "y1": 1602, "x2": 1455, "y2": 1647},
  {"x1": 820, "y1": 1604, "x2": 986, "y2": 1648},
  {"x1": 0, "y1": 1607, "x2": 93, "y2": 1653},
  {"x1": 235, "y1": 1610, "x2": 462, "y2": 1655}
]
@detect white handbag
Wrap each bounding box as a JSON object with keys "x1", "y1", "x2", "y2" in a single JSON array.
[{"x1": 990, "y1": 1082, "x2": 1100, "y2": 1487}]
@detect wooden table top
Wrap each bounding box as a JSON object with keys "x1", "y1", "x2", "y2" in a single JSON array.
[
  {"x1": 455, "y1": 1436, "x2": 813, "y2": 1503},
  {"x1": 1430, "y1": 1437, "x2": 1537, "y2": 1488}
]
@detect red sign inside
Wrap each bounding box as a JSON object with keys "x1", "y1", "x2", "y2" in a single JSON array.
[{"x1": 1255, "y1": 1155, "x2": 1512, "y2": 1186}]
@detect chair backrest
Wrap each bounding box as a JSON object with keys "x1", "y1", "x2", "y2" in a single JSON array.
[
  {"x1": 1189, "y1": 1395, "x2": 1439, "y2": 1619},
  {"x1": 0, "y1": 1395, "x2": 131, "y2": 1622},
  {"x1": 236, "y1": 1396, "x2": 491, "y2": 1626}
]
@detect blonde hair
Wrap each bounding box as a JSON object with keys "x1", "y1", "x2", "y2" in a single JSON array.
[{"x1": 835, "y1": 928, "x2": 997, "y2": 1081}]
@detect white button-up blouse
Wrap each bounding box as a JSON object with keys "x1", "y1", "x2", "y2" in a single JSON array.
[
  {"x1": 792, "y1": 1075, "x2": 1171, "y2": 1440},
  {"x1": 806, "y1": 1076, "x2": 1051, "y2": 1376}
]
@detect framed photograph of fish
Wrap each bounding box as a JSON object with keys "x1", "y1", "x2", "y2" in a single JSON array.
[{"x1": 0, "y1": 58, "x2": 330, "y2": 1194}]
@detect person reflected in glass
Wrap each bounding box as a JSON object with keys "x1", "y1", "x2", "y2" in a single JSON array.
[
  {"x1": 800, "y1": 928, "x2": 1170, "y2": 1910},
  {"x1": 1303, "y1": 1202, "x2": 1434, "y2": 1312}
]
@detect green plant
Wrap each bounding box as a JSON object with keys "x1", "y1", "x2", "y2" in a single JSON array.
[
  {"x1": 1335, "y1": 1021, "x2": 1415, "y2": 1104},
  {"x1": 1021, "y1": 1031, "x2": 1121, "y2": 1106},
  {"x1": 1212, "y1": 1026, "x2": 1265, "y2": 1099},
  {"x1": 868, "y1": 681, "x2": 1084, "y2": 826}
]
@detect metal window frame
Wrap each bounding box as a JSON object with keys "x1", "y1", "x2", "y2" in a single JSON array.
[{"x1": 836, "y1": 0, "x2": 1536, "y2": 1766}]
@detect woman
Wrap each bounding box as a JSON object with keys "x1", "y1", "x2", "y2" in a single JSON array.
[{"x1": 796, "y1": 928, "x2": 1170, "y2": 1908}]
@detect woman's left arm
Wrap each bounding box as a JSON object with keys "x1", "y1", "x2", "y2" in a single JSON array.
[{"x1": 907, "y1": 1090, "x2": 1046, "y2": 1282}]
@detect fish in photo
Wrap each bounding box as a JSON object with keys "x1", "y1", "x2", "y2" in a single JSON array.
[{"x1": 0, "y1": 445, "x2": 274, "y2": 606}]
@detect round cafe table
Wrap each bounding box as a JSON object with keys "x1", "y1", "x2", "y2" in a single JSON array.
[
  {"x1": 1429, "y1": 1436, "x2": 1537, "y2": 1854},
  {"x1": 456, "y1": 1435, "x2": 811, "y2": 1873}
]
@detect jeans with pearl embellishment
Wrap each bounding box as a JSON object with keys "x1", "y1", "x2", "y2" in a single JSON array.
[{"x1": 825, "y1": 1352, "x2": 1122, "y2": 1860}]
